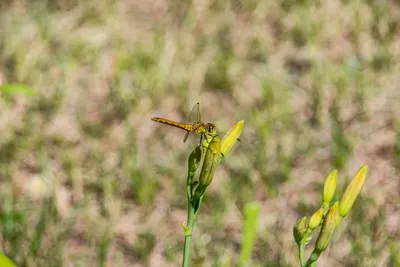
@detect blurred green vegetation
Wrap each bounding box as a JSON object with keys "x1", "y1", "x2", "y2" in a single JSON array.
[{"x1": 0, "y1": 0, "x2": 399, "y2": 266}]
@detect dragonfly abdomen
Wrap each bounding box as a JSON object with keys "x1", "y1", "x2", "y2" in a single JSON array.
[{"x1": 151, "y1": 117, "x2": 194, "y2": 132}]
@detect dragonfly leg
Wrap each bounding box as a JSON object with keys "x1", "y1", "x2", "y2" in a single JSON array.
[{"x1": 199, "y1": 133, "x2": 209, "y2": 149}]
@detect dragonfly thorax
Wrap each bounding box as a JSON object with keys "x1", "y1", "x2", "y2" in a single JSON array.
[{"x1": 193, "y1": 122, "x2": 216, "y2": 135}]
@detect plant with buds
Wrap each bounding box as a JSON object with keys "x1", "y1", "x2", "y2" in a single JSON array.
[
  {"x1": 294, "y1": 166, "x2": 368, "y2": 267},
  {"x1": 182, "y1": 120, "x2": 244, "y2": 267}
]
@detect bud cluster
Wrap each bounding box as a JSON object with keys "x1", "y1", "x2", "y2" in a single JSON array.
[{"x1": 294, "y1": 165, "x2": 368, "y2": 266}]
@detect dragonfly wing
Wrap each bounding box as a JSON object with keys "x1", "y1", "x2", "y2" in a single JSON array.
[
  {"x1": 183, "y1": 102, "x2": 200, "y2": 142},
  {"x1": 183, "y1": 131, "x2": 190, "y2": 143},
  {"x1": 188, "y1": 102, "x2": 201, "y2": 123}
]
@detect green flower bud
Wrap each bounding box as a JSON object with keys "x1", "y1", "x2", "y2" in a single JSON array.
[
  {"x1": 315, "y1": 202, "x2": 339, "y2": 252},
  {"x1": 339, "y1": 165, "x2": 368, "y2": 218},
  {"x1": 221, "y1": 120, "x2": 244, "y2": 157},
  {"x1": 323, "y1": 169, "x2": 337, "y2": 205},
  {"x1": 198, "y1": 136, "x2": 222, "y2": 188},
  {"x1": 293, "y1": 216, "x2": 308, "y2": 244},
  {"x1": 188, "y1": 145, "x2": 202, "y2": 176},
  {"x1": 309, "y1": 208, "x2": 323, "y2": 231}
]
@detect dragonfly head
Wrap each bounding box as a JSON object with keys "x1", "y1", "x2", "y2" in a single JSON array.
[
  {"x1": 202, "y1": 123, "x2": 218, "y2": 145},
  {"x1": 206, "y1": 123, "x2": 216, "y2": 135}
]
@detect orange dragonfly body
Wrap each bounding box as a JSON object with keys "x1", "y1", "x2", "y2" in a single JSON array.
[{"x1": 151, "y1": 103, "x2": 217, "y2": 143}]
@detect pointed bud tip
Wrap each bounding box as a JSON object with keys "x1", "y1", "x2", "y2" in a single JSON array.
[
  {"x1": 360, "y1": 164, "x2": 368, "y2": 174},
  {"x1": 339, "y1": 165, "x2": 368, "y2": 217},
  {"x1": 221, "y1": 120, "x2": 244, "y2": 156}
]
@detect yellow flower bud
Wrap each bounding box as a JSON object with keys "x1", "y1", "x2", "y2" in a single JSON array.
[
  {"x1": 315, "y1": 202, "x2": 339, "y2": 252},
  {"x1": 309, "y1": 208, "x2": 323, "y2": 230},
  {"x1": 198, "y1": 136, "x2": 222, "y2": 188},
  {"x1": 293, "y1": 216, "x2": 308, "y2": 244},
  {"x1": 221, "y1": 120, "x2": 244, "y2": 157},
  {"x1": 339, "y1": 165, "x2": 368, "y2": 218},
  {"x1": 323, "y1": 169, "x2": 337, "y2": 205}
]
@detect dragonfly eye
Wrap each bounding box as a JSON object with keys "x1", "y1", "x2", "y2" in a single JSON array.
[{"x1": 207, "y1": 123, "x2": 215, "y2": 132}]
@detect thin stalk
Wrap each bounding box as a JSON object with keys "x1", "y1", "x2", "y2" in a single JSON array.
[
  {"x1": 182, "y1": 203, "x2": 195, "y2": 267},
  {"x1": 304, "y1": 251, "x2": 319, "y2": 267},
  {"x1": 182, "y1": 193, "x2": 204, "y2": 267},
  {"x1": 304, "y1": 259, "x2": 316, "y2": 267},
  {"x1": 183, "y1": 144, "x2": 201, "y2": 267},
  {"x1": 299, "y1": 242, "x2": 305, "y2": 267}
]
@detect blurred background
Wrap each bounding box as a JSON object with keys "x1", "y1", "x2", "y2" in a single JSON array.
[{"x1": 1, "y1": 0, "x2": 400, "y2": 266}]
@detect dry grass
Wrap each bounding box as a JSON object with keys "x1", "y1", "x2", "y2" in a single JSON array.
[{"x1": 0, "y1": 0, "x2": 400, "y2": 266}]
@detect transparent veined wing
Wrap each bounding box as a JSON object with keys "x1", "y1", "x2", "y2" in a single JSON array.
[
  {"x1": 188, "y1": 102, "x2": 201, "y2": 122},
  {"x1": 183, "y1": 102, "x2": 201, "y2": 143}
]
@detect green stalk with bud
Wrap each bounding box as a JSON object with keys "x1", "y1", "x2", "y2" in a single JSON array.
[
  {"x1": 182, "y1": 120, "x2": 244, "y2": 267},
  {"x1": 294, "y1": 165, "x2": 368, "y2": 267}
]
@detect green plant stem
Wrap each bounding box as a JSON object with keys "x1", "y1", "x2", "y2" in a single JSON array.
[
  {"x1": 299, "y1": 242, "x2": 305, "y2": 267},
  {"x1": 304, "y1": 260, "x2": 316, "y2": 267},
  {"x1": 304, "y1": 251, "x2": 319, "y2": 267},
  {"x1": 182, "y1": 190, "x2": 205, "y2": 267},
  {"x1": 182, "y1": 201, "x2": 196, "y2": 267},
  {"x1": 187, "y1": 180, "x2": 193, "y2": 202}
]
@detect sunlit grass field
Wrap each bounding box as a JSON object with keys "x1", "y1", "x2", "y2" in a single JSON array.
[{"x1": 1, "y1": 0, "x2": 400, "y2": 266}]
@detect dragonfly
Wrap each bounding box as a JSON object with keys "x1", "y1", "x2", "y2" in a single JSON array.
[{"x1": 151, "y1": 102, "x2": 218, "y2": 144}]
